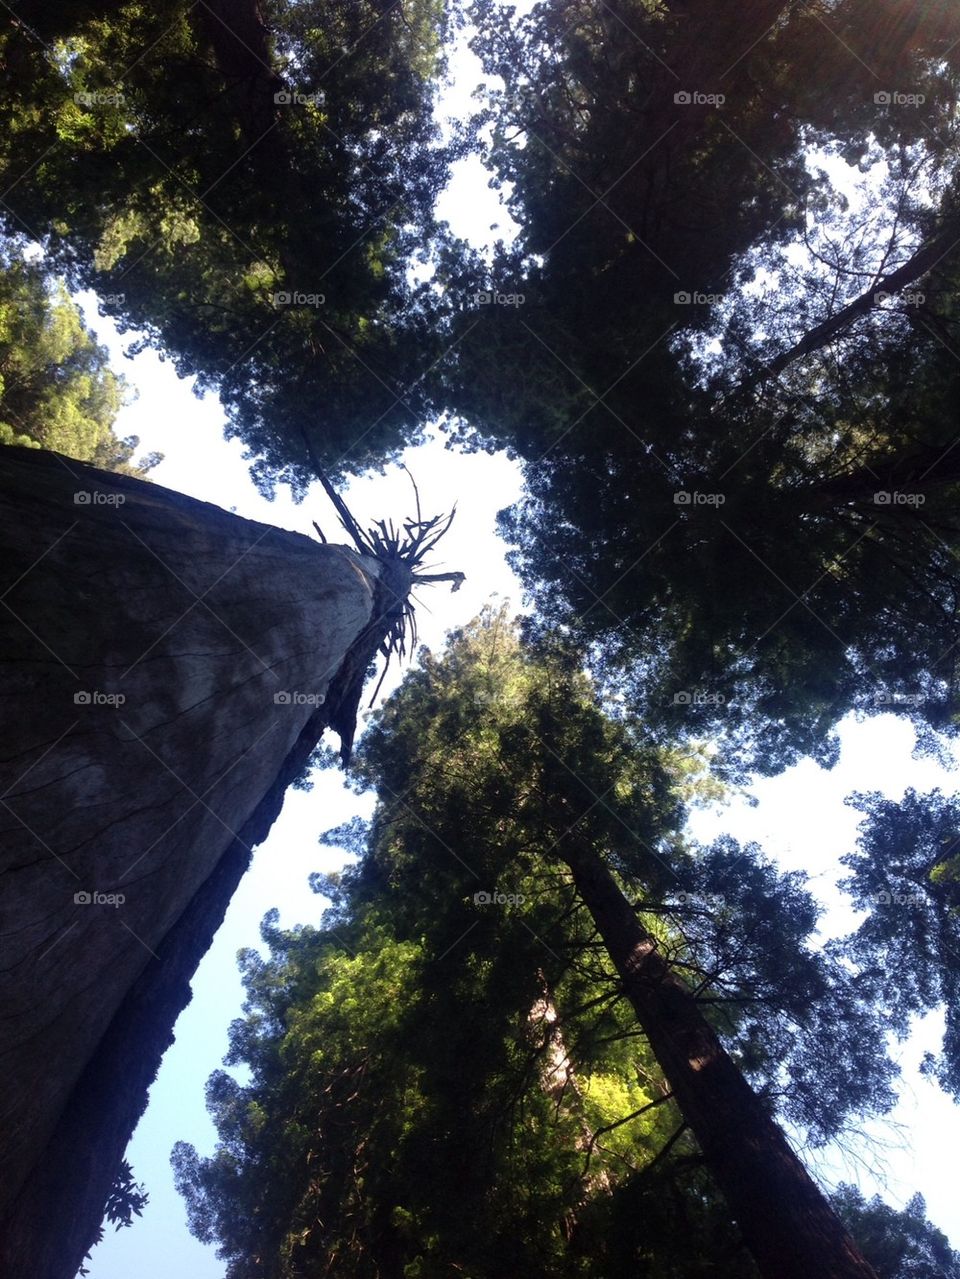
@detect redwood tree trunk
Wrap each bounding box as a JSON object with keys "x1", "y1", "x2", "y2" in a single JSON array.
[
  {"x1": 563, "y1": 846, "x2": 879, "y2": 1279},
  {"x1": 0, "y1": 445, "x2": 387, "y2": 1276}
]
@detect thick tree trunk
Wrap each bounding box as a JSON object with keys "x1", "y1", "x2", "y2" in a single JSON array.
[
  {"x1": 562, "y1": 846, "x2": 879, "y2": 1279},
  {"x1": 0, "y1": 445, "x2": 391, "y2": 1277}
]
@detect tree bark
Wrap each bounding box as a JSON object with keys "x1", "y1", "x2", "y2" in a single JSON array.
[
  {"x1": 562, "y1": 845, "x2": 879, "y2": 1279},
  {"x1": 0, "y1": 445, "x2": 391, "y2": 1277}
]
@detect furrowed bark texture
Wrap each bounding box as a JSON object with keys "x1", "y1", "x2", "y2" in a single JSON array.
[
  {"x1": 563, "y1": 847, "x2": 879, "y2": 1279},
  {"x1": 0, "y1": 445, "x2": 386, "y2": 1277}
]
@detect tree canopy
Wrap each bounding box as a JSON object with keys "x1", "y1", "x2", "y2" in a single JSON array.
[
  {"x1": 0, "y1": 0, "x2": 453, "y2": 488},
  {"x1": 6, "y1": 0, "x2": 960, "y2": 763},
  {"x1": 173, "y1": 613, "x2": 951, "y2": 1278},
  {"x1": 833, "y1": 1186, "x2": 960, "y2": 1279},
  {"x1": 437, "y1": 0, "x2": 960, "y2": 770},
  {"x1": 841, "y1": 786, "x2": 960, "y2": 1099}
]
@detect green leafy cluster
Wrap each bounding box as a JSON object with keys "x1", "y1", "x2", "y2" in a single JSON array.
[
  {"x1": 0, "y1": 241, "x2": 158, "y2": 473},
  {"x1": 174, "y1": 614, "x2": 952, "y2": 1278},
  {"x1": 0, "y1": 0, "x2": 454, "y2": 488},
  {"x1": 438, "y1": 0, "x2": 960, "y2": 770}
]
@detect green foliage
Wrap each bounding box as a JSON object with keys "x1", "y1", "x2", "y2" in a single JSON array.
[
  {"x1": 0, "y1": 0, "x2": 454, "y2": 489},
  {"x1": 841, "y1": 787, "x2": 960, "y2": 1098},
  {"x1": 0, "y1": 242, "x2": 158, "y2": 473},
  {"x1": 78, "y1": 1160, "x2": 148, "y2": 1276},
  {"x1": 831, "y1": 1185, "x2": 960, "y2": 1279},
  {"x1": 175, "y1": 614, "x2": 911, "y2": 1276},
  {"x1": 174, "y1": 902, "x2": 690, "y2": 1278},
  {"x1": 437, "y1": 0, "x2": 960, "y2": 771},
  {"x1": 174, "y1": 840, "x2": 700, "y2": 1276}
]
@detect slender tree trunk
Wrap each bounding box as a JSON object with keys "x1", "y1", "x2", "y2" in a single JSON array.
[
  {"x1": 562, "y1": 845, "x2": 879, "y2": 1279},
  {"x1": 0, "y1": 445, "x2": 393, "y2": 1277}
]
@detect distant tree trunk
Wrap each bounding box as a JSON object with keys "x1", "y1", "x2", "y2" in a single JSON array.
[
  {"x1": 802, "y1": 444, "x2": 960, "y2": 511},
  {"x1": 562, "y1": 845, "x2": 880, "y2": 1279},
  {"x1": 196, "y1": 0, "x2": 285, "y2": 145},
  {"x1": 0, "y1": 445, "x2": 394, "y2": 1278}
]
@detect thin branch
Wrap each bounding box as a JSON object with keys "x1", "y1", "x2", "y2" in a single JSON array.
[
  {"x1": 746, "y1": 214, "x2": 960, "y2": 389},
  {"x1": 637, "y1": 1121, "x2": 690, "y2": 1179},
  {"x1": 298, "y1": 422, "x2": 369, "y2": 552}
]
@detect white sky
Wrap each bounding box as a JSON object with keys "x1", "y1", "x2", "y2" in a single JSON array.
[{"x1": 79, "y1": 15, "x2": 960, "y2": 1278}]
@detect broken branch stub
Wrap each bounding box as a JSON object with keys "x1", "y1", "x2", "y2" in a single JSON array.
[{"x1": 302, "y1": 437, "x2": 466, "y2": 756}]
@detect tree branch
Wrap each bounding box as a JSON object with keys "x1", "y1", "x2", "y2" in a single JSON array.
[{"x1": 747, "y1": 216, "x2": 960, "y2": 389}]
